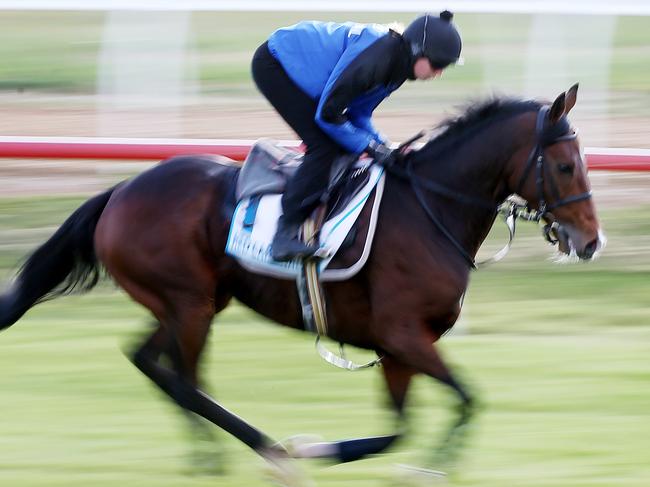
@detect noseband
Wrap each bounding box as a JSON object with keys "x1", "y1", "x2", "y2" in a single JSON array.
[{"x1": 514, "y1": 106, "x2": 592, "y2": 243}]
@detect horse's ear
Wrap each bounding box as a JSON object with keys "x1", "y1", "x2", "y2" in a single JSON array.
[
  {"x1": 565, "y1": 83, "x2": 579, "y2": 115},
  {"x1": 548, "y1": 91, "x2": 566, "y2": 125}
]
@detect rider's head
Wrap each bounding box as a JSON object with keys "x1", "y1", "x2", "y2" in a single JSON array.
[{"x1": 403, "y1": 11, "x2": 462, "y2": 80}]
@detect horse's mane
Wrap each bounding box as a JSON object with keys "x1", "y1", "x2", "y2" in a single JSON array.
[{"x1": 414, "y1": 97, "x2": 542, "y2": 161}]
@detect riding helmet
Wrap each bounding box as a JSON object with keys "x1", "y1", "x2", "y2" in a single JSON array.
[{"x1": 403, "y1": 10, "x2": 462, "y2": 69}]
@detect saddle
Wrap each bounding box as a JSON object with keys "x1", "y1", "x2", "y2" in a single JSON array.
[
  {"x1": 236, "y1": 138, "x2": 372, "y2": 219},
  {"x1": 235, "y1": 139, "x2": 302, "y2": 200},
  {"x1": 226, "y1": 139, "x2": 386, "y2": 281}
]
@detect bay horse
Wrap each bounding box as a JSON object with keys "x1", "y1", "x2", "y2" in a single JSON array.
[{"x1": 0, "y1": 85, "x2": 602, "y2": 477}]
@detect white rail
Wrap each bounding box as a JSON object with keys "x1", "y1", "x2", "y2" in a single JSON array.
[{"x1": 0, "y1": 0, "x2": 648, "y2": 15}]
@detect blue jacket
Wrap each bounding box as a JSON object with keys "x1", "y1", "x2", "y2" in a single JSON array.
[{"x1": 268, "y1": 21, "x2": 411, "y2": 154}]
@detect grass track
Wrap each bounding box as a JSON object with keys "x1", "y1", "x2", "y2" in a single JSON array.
[
  {"x1": 0, "y1": 295, "x2": 648, "y2": 486},
  {"x1": 0, "y1": 195, "x2": 648, "y2": 486}
]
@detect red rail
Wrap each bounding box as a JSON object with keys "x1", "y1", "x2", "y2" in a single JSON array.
[
  {"x1": 582, "y1": 148, "x2": 650, "y2": 172},
  {"x1": 0, "y1": 136, "x2": 648, "y2": 171},
  {"x1": 0, "y1": 136, "x2": 301, "y2": 162}
]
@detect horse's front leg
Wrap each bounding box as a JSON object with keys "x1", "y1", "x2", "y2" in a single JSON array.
[{"x1": 377, "y1": 319, "x2": 478, "y2": 472}]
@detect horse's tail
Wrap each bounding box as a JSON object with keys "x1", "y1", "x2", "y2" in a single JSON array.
[{"x1": 0, "y1": 186, "x2": 118, "y2": 330}]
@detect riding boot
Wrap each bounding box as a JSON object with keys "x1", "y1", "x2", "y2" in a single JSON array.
[{"x1": 271, "y1": 215, "x2": 319, "y2": 262}]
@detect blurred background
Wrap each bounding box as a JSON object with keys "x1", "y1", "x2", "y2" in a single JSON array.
[{"x1": 0, "y1": 1, "x2": 648, "y2": 486}]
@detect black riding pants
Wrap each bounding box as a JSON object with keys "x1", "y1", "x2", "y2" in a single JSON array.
[{"x1": 251, "y1": 41, "x2": 343, "y2": 225}]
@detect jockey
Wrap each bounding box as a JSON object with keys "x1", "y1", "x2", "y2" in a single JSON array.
[{"x1": 252, "y1": 11, "x2": 463, "y2": 261}]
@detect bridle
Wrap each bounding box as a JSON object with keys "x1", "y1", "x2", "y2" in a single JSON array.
[
  {"x1": 513, "y1": 105, "x2": 592, "y2": 244},
  {"x1": 385, "y1": 105, "x2": 593, "y2": 268}
]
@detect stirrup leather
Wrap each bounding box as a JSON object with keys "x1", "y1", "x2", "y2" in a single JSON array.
[{"x1": 296, "y1": 216, "x2": 383, "y2": 371}]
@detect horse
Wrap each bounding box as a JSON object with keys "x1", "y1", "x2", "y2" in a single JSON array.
[{"x1": 0, "y1": 85, "x2": 602, "y2": 478}]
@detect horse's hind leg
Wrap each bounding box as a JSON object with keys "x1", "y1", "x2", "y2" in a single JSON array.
[
  {"x1": 134, "y1": 298, "x2": 309, "y2": 485},
  {"x1": 129, "y1": 321, "x2": 223, "y2": 472},
  {"x1": 130, "y1": 295, "x2": 281, "y2": 456}
]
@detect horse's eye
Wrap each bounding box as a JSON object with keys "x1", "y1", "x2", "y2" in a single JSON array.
[{"x1": 557, "y1": 163, "x2": 574, "y2": 175}]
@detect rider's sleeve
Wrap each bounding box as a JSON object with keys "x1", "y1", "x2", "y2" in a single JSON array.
[
  {"x1": 347, "y1": 96, "x2": 387, "y2": 146},
  {"x1": 316, "y1": 30, "x2": 400, "y2": 154}
]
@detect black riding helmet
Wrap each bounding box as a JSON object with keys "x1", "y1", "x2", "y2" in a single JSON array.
[{"x1": 403, "y1": 10, "x2": 462, "y2": 74}]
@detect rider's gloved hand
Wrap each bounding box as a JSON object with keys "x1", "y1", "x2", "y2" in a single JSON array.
[{"x1": 366, "y1": 140, "x2": 398, "y2": 167}]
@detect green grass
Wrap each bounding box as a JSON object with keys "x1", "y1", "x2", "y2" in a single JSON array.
[
  {"x1": 0, "y1": 195, "x2": 649, "y2": 486},
  {"x1": 0, "y1": 295, "x2": 648, "y2": 487},
  {"x1": 0, "y1": 12, "x2": 104, "y2": 92}
]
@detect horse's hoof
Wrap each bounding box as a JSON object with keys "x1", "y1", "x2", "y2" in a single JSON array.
[
  {"x1": 260, "y1": 447, "x2": 314, "y2": 487},
  {"x1": 396, "y1": 464, "x2": 448, "y2": 485},
  {"x1": 274, "y1": 434, "x2": 325, "y2": 458}
]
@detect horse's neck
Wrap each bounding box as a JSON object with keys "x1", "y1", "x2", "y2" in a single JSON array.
[{"x1": 409, "y1": 116, "x2": 530, "y2": 260}]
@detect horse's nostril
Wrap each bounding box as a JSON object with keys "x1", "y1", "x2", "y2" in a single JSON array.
[{"x1": 583, "y1": 238, "x2": 599, "y2": 259}]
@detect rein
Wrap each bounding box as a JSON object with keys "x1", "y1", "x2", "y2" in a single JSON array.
[{"x1": 386, "y1": 106, "x2": 592, "y2": 268}]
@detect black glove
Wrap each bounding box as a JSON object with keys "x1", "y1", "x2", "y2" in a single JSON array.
[{"x1": 366, "y1": 140, "x2": 398, "y2": 167}]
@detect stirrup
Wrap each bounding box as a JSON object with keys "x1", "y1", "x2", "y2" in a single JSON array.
[{"x1": 316, "y1": 336, "x2": 383, "y2": 370}]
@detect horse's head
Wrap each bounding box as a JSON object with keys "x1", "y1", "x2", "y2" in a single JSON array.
[{"x1": 510, "y1": 84, "x2": 603, "y2": 261}]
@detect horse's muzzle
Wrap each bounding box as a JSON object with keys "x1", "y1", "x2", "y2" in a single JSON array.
[{"x1": 551, "y1": 222, "x2": 604, "y2": 261}]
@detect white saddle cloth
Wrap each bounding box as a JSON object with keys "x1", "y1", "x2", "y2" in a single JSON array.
[{"x1": 226, "y1": 165, "x2": 385, "y2": 281}]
